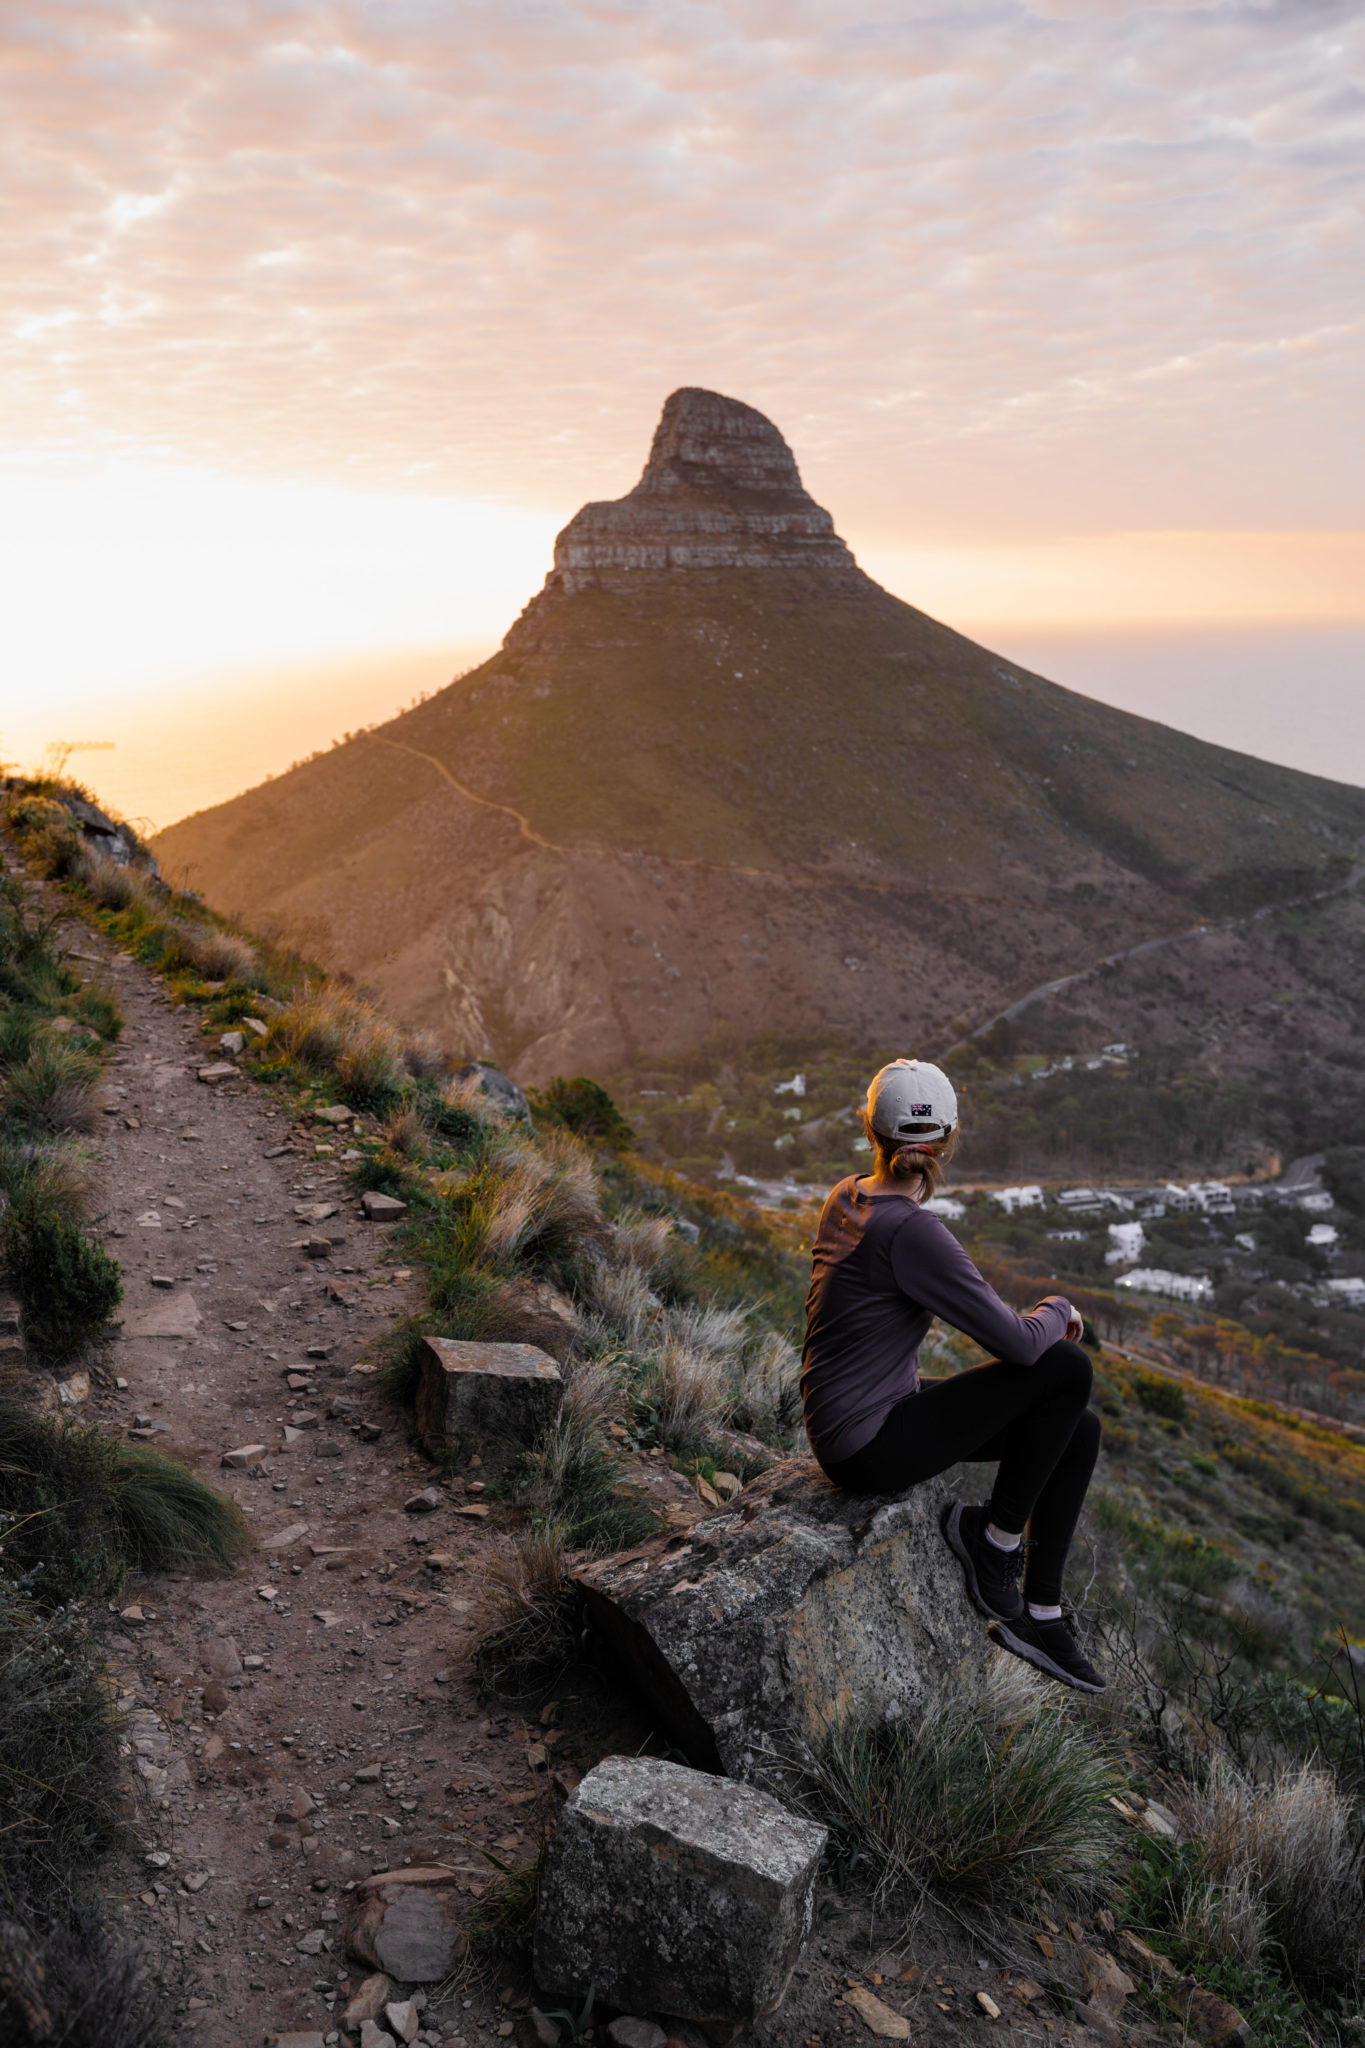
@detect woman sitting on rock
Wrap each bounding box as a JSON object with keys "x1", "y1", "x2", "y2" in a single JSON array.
[{"x1": 801, "y1": 1057, "x2": 1104, "y2": 1693}]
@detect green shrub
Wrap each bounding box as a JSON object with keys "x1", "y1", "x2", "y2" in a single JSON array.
[
  {"x1": 800, "y1": 1663, "x2": 1115, "y2": 1920},
  {"x1": 6, "y1": 796, "x2": 85, "y2": 880},
  {"x1": 2, "y1": 1205, "x2": 122, "y2": 1363},
  {"x1": 1131, "y1": 1368, "x2": 1189, "y2": 1424},
  {"x1": 530, "y1": 1075, "x2": 635, "y2": 1150}
]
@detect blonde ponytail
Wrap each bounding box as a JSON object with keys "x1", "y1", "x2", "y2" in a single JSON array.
[{"x1": 859, "y1": 1109, "x2": 957, "y2": 1200}]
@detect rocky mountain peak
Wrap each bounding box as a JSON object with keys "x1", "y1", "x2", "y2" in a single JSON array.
[
  {"x1": 546, "y1": 385, "x2": 859, "y2": 591},
  {"x1": 637, "y1": 386, "x2": 808, "y2": 500}
]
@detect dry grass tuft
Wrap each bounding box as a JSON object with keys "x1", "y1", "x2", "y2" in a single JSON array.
[
  {"x1": 800, "y1": 1657, "x2": 1115, "y2": 1923},
  {"x1": 731, "y1": 1329, "x2": 802, "y2": 1439},
  {"x1": 461, "y1": 1132, "x2": 603, "y2": 1274},
  {"x1": 2, "y1": 1038, "x2": 104, "y2": 1134},
  {"x1": 160, "y1": 919, "x2": 257, "y2": 984},
  {"x1": 476, "y1": 1525, "x2": 580, "y2": 1688},
  {"x1": 639, "y1": 1302, "x2": 748, "y2": 1445},
  {"x1": 76, "y1": 852, "x2": 149, "y2": 913},
  {"x1": 269, "y1": 984, "x2": 407, "y2": 1107},
  {"x1": 1171, "y1": 1755, "x2": 1365, "y2": 1984},
  {"x1": 379, "y1": 1101, "x2": 431, "y2": 1160},
  {"x1": 402, "y1": 1029, "x2": 447, "y2": 1079}
]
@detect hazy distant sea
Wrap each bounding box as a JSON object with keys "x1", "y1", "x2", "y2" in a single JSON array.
[{"x1": 991, "y1": 624, "x2": 1365, "y2": 794}]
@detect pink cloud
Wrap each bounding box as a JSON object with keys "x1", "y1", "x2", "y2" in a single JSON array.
[{"x1": 0, "y1": 1, "x2": 1360, "y2": 538}]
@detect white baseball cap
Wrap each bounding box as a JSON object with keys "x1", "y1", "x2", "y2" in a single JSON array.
[{"x1": 865, "y1": 1058, "x2": 958, "y2": 1144}]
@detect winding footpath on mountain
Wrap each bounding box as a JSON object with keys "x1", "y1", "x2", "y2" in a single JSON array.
[
  {"x1": 40, "y1": 882, "x2": 679, "y2": 2048},
  {"x1": 941, "y1": 862, "x2": 1365, "y2": 1060}
]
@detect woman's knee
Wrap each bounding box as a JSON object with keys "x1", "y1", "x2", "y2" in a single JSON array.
[{"x1": 1038, "y1": 1337, "x2": 1093, "y2": 1403}]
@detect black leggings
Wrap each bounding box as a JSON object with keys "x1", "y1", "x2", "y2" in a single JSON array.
[{"x1": 821, "y1": 1340, "x2": 1100, "y2": 1607}]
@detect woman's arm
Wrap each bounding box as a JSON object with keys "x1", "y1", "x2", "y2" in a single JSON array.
[{"x1": 889, "y1": 1209, "x2": 1073, "y2": 1362}]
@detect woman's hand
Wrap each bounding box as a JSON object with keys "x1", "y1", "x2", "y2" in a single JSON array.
[{"x1": 1065, "y1": 1311, "x2": 1085, "y2": 1343}]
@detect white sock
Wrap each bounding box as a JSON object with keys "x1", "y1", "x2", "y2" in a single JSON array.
[
  {"x1": 985, "y1": 1522, "x2": 1021, "y2": 1551},
  {"x1": 1028, "y1": 1602, "x2": 1063, "y2": 1621}
]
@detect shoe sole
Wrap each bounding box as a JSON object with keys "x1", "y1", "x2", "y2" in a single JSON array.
[
  {"x1": 940, "y1": 1500, "x2": 1022, "y2": 1625},
  {"x1": 987, "y1": 1619, "x2": 1107, "y2": 1694}
]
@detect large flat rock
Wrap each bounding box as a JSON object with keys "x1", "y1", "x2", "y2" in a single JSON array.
[{"x1": 576, "y1": 1459, "x2": 991, "y2": 1780}]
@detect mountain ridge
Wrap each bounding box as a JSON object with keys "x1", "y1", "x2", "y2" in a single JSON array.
[{"x1": 154, "y1": 387, "x2": 1365, "y2": 1083}]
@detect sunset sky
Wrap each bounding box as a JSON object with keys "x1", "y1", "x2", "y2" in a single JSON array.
[{"x1": 4, "y1": 1, "x2": 1362, "y2": 827}]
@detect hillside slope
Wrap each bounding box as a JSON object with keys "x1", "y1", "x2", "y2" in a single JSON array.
[{"x1": 155, "y1": 388, "x2": 1365, "y2": 1082}]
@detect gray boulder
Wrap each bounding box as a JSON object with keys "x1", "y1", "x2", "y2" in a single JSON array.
[
  {"x1": 534, "y1": 1756, "x2": 825, "y2": 2028},
  {"x1": 576, "y1": 1459, "x2": 990, "y2": 1781},
  {"x1": 415, "y1": 1336, "x2": 563, "y2": 1451},
  {"x1": 454, "y1": 1061, "x2": 530, "y2": 1120}
]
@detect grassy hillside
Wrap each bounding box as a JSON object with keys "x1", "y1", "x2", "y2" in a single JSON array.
[{"x1": 13, "y1": 776, "x2": 1365, "y2": 2043}]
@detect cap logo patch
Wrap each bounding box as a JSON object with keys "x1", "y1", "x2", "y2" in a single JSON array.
[{"x1": 910, "y1": 1102, "x2": 933, "y2": 1116}]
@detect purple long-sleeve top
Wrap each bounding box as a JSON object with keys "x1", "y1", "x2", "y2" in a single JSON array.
[{"x1": 801, "y1": 1177, "x2": 1073, "y2": 1466}]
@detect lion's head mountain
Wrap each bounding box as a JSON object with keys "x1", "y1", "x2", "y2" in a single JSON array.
[{"x1": 155, "y1": 388, "x2": 1365, "y2": 1088}]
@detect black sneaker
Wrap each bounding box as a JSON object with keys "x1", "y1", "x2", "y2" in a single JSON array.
[
  {"x1": 941, "y1": 1500, "x2": 1024, "y2": 1623},
  {"x1": 988, "y1": 1612, "x2": 1107, "y2": 1694}
]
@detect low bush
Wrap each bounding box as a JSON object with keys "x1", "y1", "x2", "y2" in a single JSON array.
[
  {"x1": 2, "y1": 1201, "x2": 122, "y2": 1363},
  {"x1": 530, "y1": 1075, "x2": 635, "y2": 1150},
  {"x1": 6, "y1": 796, "x2": 86, "y2": 880},
  {"x1": 800, "y1": 1662, "x2": 1115, "y2": 1921}
]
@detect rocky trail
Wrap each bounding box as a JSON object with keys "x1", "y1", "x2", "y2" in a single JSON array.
[
  {"x1": 12, "y1": 861, "x2": 1191, "y2": 2048},
  {"x1": 35, "y1": 892, "x2": 665, "y2": 2048}
]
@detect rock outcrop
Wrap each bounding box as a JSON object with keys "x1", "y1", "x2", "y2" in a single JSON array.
[
  {"x1": 544, "y1": 386, "x2": 859, "y2": 592},
  {"x1": 533, "y1": 1756, "x2": 826, "y2": 2030},
  {"x1": 575, "y1": 1460, "x2": 992, "y2": 1781}
]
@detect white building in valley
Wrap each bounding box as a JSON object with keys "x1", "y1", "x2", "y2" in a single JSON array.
[{"x1": 1116, "y1": 1268, "x2": 1214, "y2": 1304}]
